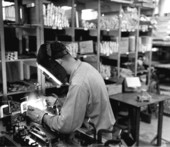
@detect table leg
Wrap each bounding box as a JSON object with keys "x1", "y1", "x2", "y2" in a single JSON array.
[
  {"x1": 157, "y1": 101, "x2": 164, "y2": 146},
  {"x1": 135, "y1": 107, "x2": 141, "y2": 146}
]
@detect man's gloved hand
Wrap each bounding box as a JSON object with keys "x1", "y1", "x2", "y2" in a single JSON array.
[
  {"x1": 45, "y1": 96, "x2": 57, "y2": 107},
  {"x1": 45, "y1": 94, "x2": 65, "y2": 115},
  {"x1": 26, "y1": 105, "x2": 46, "y2": 124}
]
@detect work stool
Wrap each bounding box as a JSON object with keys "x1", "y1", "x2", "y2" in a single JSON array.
[
  {"x1": 84, "y1": 121, "x2": 135, "y2": 146},
  {"x1": 97, "y1": 125, "x2": 135, "y2": 147},
  {"x1": 116, "y1": 111, "x2": 130, "y2": 130},
  {"x1": 114, "y1": 102, "x2": 132, "y2": 133},
  {"x1": 85, "y1": 122, "x2": 122, "y2": 146},
  {"x1": 97, "y1": 126, "x2": 122, "y2": 146}
]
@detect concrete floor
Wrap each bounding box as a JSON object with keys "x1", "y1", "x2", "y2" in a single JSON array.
[{"x1": 139, "y1": 115, "x2": 170, "y2": 147}]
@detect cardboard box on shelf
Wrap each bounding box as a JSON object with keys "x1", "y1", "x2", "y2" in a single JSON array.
[
  {"x1": 106, "y1": 84, "x2": 122, "y2": 96},
  {"x1": 79, "y1": 40, "x2": 94, "y2": 54}
]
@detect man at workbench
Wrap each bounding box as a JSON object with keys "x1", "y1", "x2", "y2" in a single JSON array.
[{"x1": 26, "y1": 41, "x2": 115, "y2": 136}]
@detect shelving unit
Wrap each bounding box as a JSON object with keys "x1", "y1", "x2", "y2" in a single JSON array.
[
  {"x1": 152, "y1": 40, "x2": 170, "y2": 116},
  {"x1": 0, "y1": 0, "x2": 155, "y2": 101},
  {"x1": 98, "y1": 1, "x2": 154, "y2": 85},
  {"x1": 0, "y1": 0, "x2": 44, "y2": 102},
  {"x1": 0, "y1": 0, "x2": 8, "y2": 99}
]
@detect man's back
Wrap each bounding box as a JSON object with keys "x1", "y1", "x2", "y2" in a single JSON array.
[
  {"x1": 70, "y1": 60, "x2": 115, "y2": 132},
  {"x1": 42, "y1": 60, "x2": 115, "y2": 134}
]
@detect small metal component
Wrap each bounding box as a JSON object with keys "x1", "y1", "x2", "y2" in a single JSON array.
[{"x1": 30, "y1": 125, "x2": 46, "y2": 138}]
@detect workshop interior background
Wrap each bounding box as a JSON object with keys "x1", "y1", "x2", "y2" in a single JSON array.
[{"x1": 1, "y1": 0, "x2": 170, "y2": 147}]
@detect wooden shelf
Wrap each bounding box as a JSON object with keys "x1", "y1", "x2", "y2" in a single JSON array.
[
  {"x1": 100, "y1": 53, "x2": 118, "y2": 60},
  {"x1": 109, "y1": 0, "x2": 133, "y2": 4},
  {"x1": 154, "y1": 63, "x2": 170, "y2": 69},
  {"x1": 77, "y1": 54, "x2": 96, "y2": 58},
  {"x1": 101, "y1": 28, "x2": 119, "y2": 32},
  {"x1": 7, "y1": 90, "x2": 35, "y2": 96},
  {"x1": 3, "y1": 58, "x2": 36, "y2": 62},
  {"x1": 0, "y1": 58, "x2": 36, "y2": 68},
  {"x1": 75, "y1": 27, "x2": 97, "y2": 31},
  {"x1": 160, "y1": 84, "x2": 170, "y2": 91},
  {"x1": 104, "y1": 77, "x2": 118, "y2": 83},
  {"x1": 153, "y1": 41, "x2": 170, "y2": 47},
  {"x1": 135, "y1": 3, "x2": 155, "y2": 9},
  {"x1": 120, "y1": 52, "x2": 136, "y2": 58},
  {"x1": 4, "y1": 24, "x2": 40, "y2": 28},
  {"x1": 121, "y1": 29, "x2": 137, "y2": 32},
  {"x1": 101, "y1": 27, "x2": 137, "y2": 33},
  {"x1": 44, "y1": 26, "x2": 71, "y2": 30}
]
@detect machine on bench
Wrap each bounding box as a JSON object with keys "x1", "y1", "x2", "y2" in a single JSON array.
[{"x1": 0, "y1": 96, "x2": 134, "y2": 147}]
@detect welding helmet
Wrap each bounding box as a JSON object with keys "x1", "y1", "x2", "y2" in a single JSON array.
[{"x1": 37, "y1": 41, "x2": 69, "y2": 87}]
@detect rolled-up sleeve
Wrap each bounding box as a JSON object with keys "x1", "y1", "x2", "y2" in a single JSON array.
[{"x1": 43, "y1": 84, "x2": 88, "y2": 133}]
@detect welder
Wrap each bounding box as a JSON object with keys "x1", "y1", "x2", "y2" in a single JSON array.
[{"x1": 26, "y1": 41, "x2": 115, "y2": 136}]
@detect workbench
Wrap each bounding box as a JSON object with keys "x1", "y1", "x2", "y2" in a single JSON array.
[
  {"x1": 0, "y1": 116, "x2": 96, "y2": 147},
  {"x1": 110, "y1": 92, "x2": 170, "y2": 146}
]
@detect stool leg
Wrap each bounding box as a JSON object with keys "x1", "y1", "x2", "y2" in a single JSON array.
[
  {"x1": 157, "y1": 101, "x2": 164, "y2": 146},
  {"x1": 135, "y1": 107, "x2": 141, "y2": 146}
]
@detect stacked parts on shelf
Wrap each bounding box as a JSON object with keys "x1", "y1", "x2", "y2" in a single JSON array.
[
  {"x1": 153, "y1": 16, "x2": 170, "y2": 41},
  {"x1": 100, "y1": 7, "x2": 139, "y2": 31},
  {"x1": 81, "y1": 20, "x2": 97, "y2": 29},
  {"x1": 140, "y1": 15, "x2": 157, "y2": 32},
  {"x1": 119, "y1": 37, "x2": 135, "y2": 53},
  {"x1": 120, "y1": 36, "x2": 152, "y2": 53},
  {"x1": 43, "y1": 3, "x2": 69, "y2": 29},
  {"x1": 7, "y1": 80, "x2": 38, "y2": 93},
  {"x1": 60, "y1": 41, "x2": 93, "y2": 57},
  {"x1": 99, "y1": 37, "x2": 136, "y2": 55},
  {"x1": 100, "y1": 41, "x2": 118, "y2": 56},
  {"x1": 121, "y1": 7, "x2": 139, "y2": 32},
  {"x1": 4, "y1": 5, "x2": 15, "y2": 21},
  {"x1": 100, "y1": 63, "x2": 112, "y2": 79},
  {"x1": 100, "y1": 6, "x2": 154, "y2": 32},
  {"x1": 65, "y1": 36, "x2": 152, "y2": 58},
  {"x1": 100, "y1": 15, "x2": 119, "y2": 30},
  {"x1": 100, "y1": 63, "x2": 118, "y2": 80}
]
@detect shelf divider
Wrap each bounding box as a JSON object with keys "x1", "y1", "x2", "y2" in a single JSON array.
[
  {"x1": 0, "y1": 0, "x2": 8, "y2": 99},
  {"x1": 97, "y1": 0, "x2": 101, "y2": 72}
]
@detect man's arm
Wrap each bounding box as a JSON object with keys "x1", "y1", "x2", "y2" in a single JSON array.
[{"x1": 42, "y1": 84, "x2": 89, "y2": 133}]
